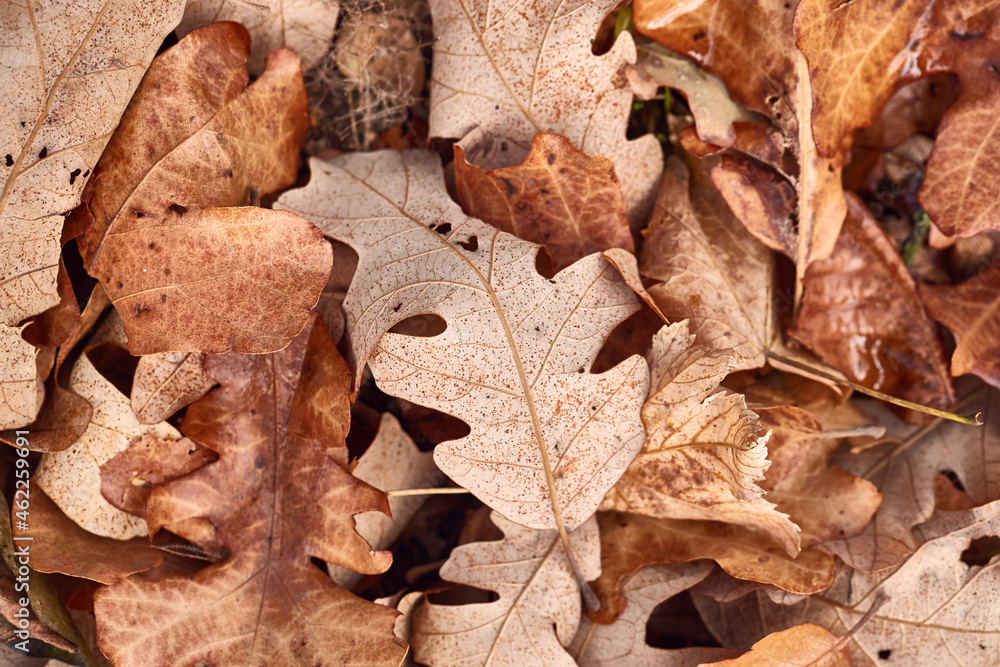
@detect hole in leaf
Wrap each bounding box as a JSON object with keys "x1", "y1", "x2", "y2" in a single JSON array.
[
  {"x1": 960, "y1": 535, "x2": 1000, "y2": 566},
  {"x1": 389, "y1": 314, "x2": 447, "y2": 337},
  {"x1": 456, "y1": 235, "x2": 478, "y2": 251},
  {"x1": 433, "y1": 223, "x2": 452, "y2": 235},
  {"x1": 427, "y1": 585, "x2": 500, "y2": 606},
  {"x1": 878, "y1": 649, "x2": 892, "y2": 660},
  {"x1": 85, "y1": 343, "x2": 139, "y2": 397}
]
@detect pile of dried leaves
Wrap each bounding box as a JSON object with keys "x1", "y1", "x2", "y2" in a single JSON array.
[{"x1": 2, "y1": 0, "x2": 999, "y2": 665}]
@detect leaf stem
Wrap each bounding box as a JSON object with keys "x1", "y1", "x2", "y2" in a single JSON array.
[
  {"x1": 765, "y1": 351, "x2": 982, "y2": 425},
  {"x1": 386, "y1": 488, "x2": 470, "y2": 497}
]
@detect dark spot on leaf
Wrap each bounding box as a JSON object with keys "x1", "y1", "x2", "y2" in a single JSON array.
[
  {"x1": 189, "y1": 116, "x2": 195, "y2": 121},
  {"x1": 4, "y1": 154, "x2": 12, "y2": 166},
  {"x1": 216, "y1": 132, "x2": 224, "y2": 140},
  {"x1": 590, "y1": 405, "x2": 597, "y2": 411},
  {"x1": 168, "y1": 203, "x2": 188, "y2": 216},
  {"x1": 540, "y1": 188, "x2": 549, "y2": 195},
  {"x1": 149, "y1": 147, "x2": 155, "y2": 158},
  {"x1": 20, "y1": 122, "x2": 25, "y2": 127},
  {"x1": 547, "y1": 153, "x2": 555, "y2": 165},
  {"x1": 148, "y1": 242, "x2": 155, "y2": 249},
  {"x1": 950, "y1": 31, "x2": 983, "y2": 40},
  {"x1": 457, "y1": 235, "x2": 478, "y2": 251},
  {"x1": 500, "y1": 177, "x2": 515, "y2": 195},
  {"x1": 434, "y1": 223, "x2": 452, "y2": 235},
  {"x1": 577, "y1": 367, "x2": 585, "y2": 373},
  {"x1": 251, "y1": 409, "x2": 256, "y2": 416},
  {"x1": 117, "y1": 282, "x2": 123, "y2": 289},
  {"x1": 222, "y1": 169, "x2": 233, "y2": 178},
  {"x1": 694, "y1": 31, "x2": 706, "y2": 40},
  {"x1": 768, "y1": 95, "x2": 779, "y2": 105},
  {"x1": 38, "y1": 146, "x2": 47, "y2": 159},
  {"x1": 133, "y1": 303, "x2": 151, "y2": 317},
  {"x1": 83, "y1": 169, "x2": 90, "y2": 178},
  {"x1": 69, "y1": 168, "x2": 81, "y2": 184},
  {"x1": 501, "y1": 141, "x2": 508, "y2": 152},
  {"x1": 161, "y1": 294, "x2": 167, "y2": 302},
  {"x1": 828, "y1": 164, "x2": 834, "y2": 172},
  {"x1": 878, "y1": 649, "x2": 892, "y2": 660},
  {"x1": 392, "y1": 303, "x2": 402, "y2": 312},
  {"x1": 164, "y1": 268, "x2": 170, "y2": 276},
  {"x1": 254, "y1": 454, "x2": 266, "y2": 469},
  {"x1": 559, "y1": 168, "x2": 567, "y2": 174},
  {"x1": 494, "y1": 104, "x2": 499, "y2": 110}
]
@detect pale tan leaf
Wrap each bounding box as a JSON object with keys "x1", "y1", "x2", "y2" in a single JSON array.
[
  {"x1": 0, "y1": 325, "x2": 42, "y2": 430},
  {"x1": 700, "y1": 624, "x2": 850, "y2": 667},
  {"x1": 427, "y1": 0, "x2": 663, "y2": 223},
  {"x1": 329, "y1": 413, "x2": 443, "y2": 589},
  {"x1": 277, "y1": 149, "x2": 649, "y2": 531},
  {"x1": 177, "y1": 0, "x2": 340, "y2": 74},
  {"x1": 0, "y1": 0, "x2": 184, "y2": 328},
  {"x1": 640, "y1": 156, "x2": 772, "y2": 371},
  {"x1": 34, "y1": 348, "x2": 182, "y2": 539},
  {"x1": 570, "y1": 562, "x2": 738, "y2": 666},
  {"x1": 411, "y1": 511, "x2": 600, "y2": 667},
  {"x1": 602, "y1": 321, "x2": 801, "y2": 555},
  {"x1": 130, "y1": 352, "x2": 215, "y2": 424},
  {"x1": 696, "y1": 500, "x2": 1000, "y2": 666}
]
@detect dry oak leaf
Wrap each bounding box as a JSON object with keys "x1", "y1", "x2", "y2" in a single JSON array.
[
  {"x1": 591, "y1": 511, "x2": 833, "y2": 626},
  {"x1": 130, "y1": 351, "x2": 214, "y2": 424},
  {"x1": 0, "y1": 0, "x2": 184, "y2": 328},
  {"x1": 790, "y1": 193, "x2": 955, "y2": 421},
  {"x1": 633, "y1": 0, "x2": 846, "y2": 273},
  {"x1": 77, "y1": 22, "x2": 327, "y2": 355},
  {"x1": 569, "y1": 562, "x2": 740, "y2": 666},
  {"x1": 276, "y1": 149, "x2": 648, "y2": 531},
  {"x1": 601, "y1": 320, "x2": 801, "y2": 554},
  {"x1": 756, "y1": 405, "x2": 881, "y2": 550},
  {"x1": 177, "y1": 0, "x2": 340, "y2": 74},
  {"x1": 920, "y1": 263, "x2": 1000, "y2": 389},
  {"x1": 410, "y1": 511, "x2": 600, "y2": 667},
  {"x1": 640, "y1": 156, "x2": 772, "y2": 371},
  {"x1": 427, "y1": 0, "x2": 663, "y2": 224},
  {"x1": 795, "y1": 0, "x2": 1000, "y2": 237},
  {"x1": 454, "y1": 133, "x2": 635, "y2": 273},
  {"x1": 94, "y1": 317, "x2": 407, "y2": 667},
  {"x1": 701, "y1": 624, "x2": 850, "y2": 667},
  {"x1": 695, "y1": 500, "x2": 1000, "y2": 666},
  {"x1": 34, "y1": 345, "x2": 182, "y2": 540},
  {"x1": 822, "y1": 394, "x2": 1000, "y2": 571},
  {"x1": 11, "y1": 487, "x2": 160, "y2": 585},
  {"x1": 330, "y1": 412, "x2": 443, "y2": 590},
  {"x1": 0, "y1": 324, "x2": 42, "y2": 430}
]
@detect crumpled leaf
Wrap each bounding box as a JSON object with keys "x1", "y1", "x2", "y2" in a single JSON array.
[
  {"x1": 77, "y1": 22, "x2": 329, "y2": 355},
  {"x1": 94, "y1": 317, "x2": 407, "y2": 666},
  {"x1": 920, "y1": 264, "x2": 1000, "y2": 389},
  {"x1": 640, "y1": 157, "x2": 772, "y2": 370},
  {"x1": 700, "y1": 624, "x2": 850, "y2": 667},
  {"x1": 591, "y1": 511, "x2": 833, "y2": 626},
  {"x1": 277, "y1": 149, "x2": 649, "y2": 531},
  {"x1": 0, "y1": 0, "x2": 184, "y2": 328},
  {"x1": 569, "y1": 562, "x2": 738, "y2": 666},
  {"x1": 454, "y1": 134, "x2": 634, "y2": 273},
  {"x1": 790, "y1": 194, "x2": 955, "y2": 420},
  {"x1": 178, "y1": 0, "x2": 340, "y2": 74},
  {"x1": 694, "y1": 500, "x2": 1000, "y2": 665},
  {"x1": 428, "y1": 0, "x2": 663, "y2": 223},
  {"x1": 330, "y1": 412, "x2": 443, "y2": 590},
  {"x1": 601, "y1": 321, "x2": 800, "y2": 554},
  {"x1": 0, "y1": 325, "x2": 42, "y2": 430},
  {"x1": 130, "y1": 352, "x2": 215, "y2": 424},
  {"x1": 756, "y1": 405, "x2": 882, "y2": 550},
  {"x1": 634, "y1": 0, "x2": 846, "y2": 276},
  {"x1": 34, "y1": 345, "x2": 182, "y2": 540},
  {"x1": 11, "y1": 488, "x2": 160, "y2": 585},
  {"x1": 411, "y1": 511, "x2": 600, "y2": 667}
]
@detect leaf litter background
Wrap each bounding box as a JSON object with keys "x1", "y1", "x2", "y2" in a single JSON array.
[{"x1": 2, "y1": 0, "x2": 1000, "y2": 665}]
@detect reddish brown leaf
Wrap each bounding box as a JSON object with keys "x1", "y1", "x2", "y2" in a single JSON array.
[
  {"x1": 790, "y1": 194, "x2": 955, "y2": 420},
  {"x1": 11, "y1": 488, "x2": 160, "y2": 585},
  {"x1": 94, "y1": 317, "x2": 406, "y2": 666},
  {"x1": 920, "y1": 264, "x2": 1000, "y2": 388},
  {"x1": 590, "y1": 511, "x2": 834, "y2": 625},
  {"x1": 78, "y1": 23, "x2": 328, "y2": 355},
  {"x1": 100, "y1": 434, "x2": 216, "y2": 518},
  {"x1": 711, "y1": 154, "x2": 798, "y2": 258},
  {"x1": 755, "y1": 406, "x2": 881, "y2": 549},
  {"x1": 454, "y1": 134, "x2": 634, "y2": 272}
]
